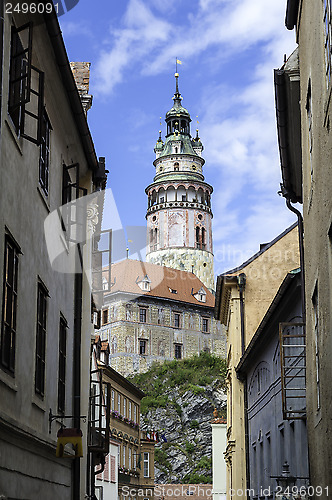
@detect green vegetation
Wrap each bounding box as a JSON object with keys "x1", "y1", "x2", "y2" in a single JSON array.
[
  {"x1": 155, "y1": 448, "x2": 173, "y2": 471},
  {"x1": 183, "y1": 472, "x2": 212, "y2": 484},
  {"x1": 189, "y1": 419, "x2": 199, "y2": 429},
  {"x1": 129, "y1": 351, "x2": 227, "y2": 414}
]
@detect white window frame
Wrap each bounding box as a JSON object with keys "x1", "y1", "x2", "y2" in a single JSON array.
[
  {"x1": 143, "y1": 452, "x2": 149, "y2": 477},
  {"x1": 111, "y1": 390, "x2": 115, "y2": 411},
  {"x1": 118, "y1": 393, "x2": 121, "y2": 413}
]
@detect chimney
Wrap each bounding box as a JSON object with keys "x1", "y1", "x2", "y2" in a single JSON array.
[{"x1": 70, "y1": 61, "x2": 93, "y2": 115}]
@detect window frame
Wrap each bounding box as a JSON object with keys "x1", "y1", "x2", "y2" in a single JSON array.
[
  {"x1": 139, "y1": 339, "x2": 147, "y2": 355},
  {"x1": 35, "y1": 280, "x2": 48, "y2": 397},
  {"x1": 1, "y1": 233, "x2": 20, "y2": 374},
  {"x1": 57, "y1": 315, "x2": 67, "y2": 413},
  {"x1": 143, "y1": 452, "x2": 149, "y2": 477},
  {"x1": 202, "y1": 317, "x2": 209, "y2": 333},
  {"x1": 139, "y1": 307, "x2": 147, "y2": 323},
  {"x1": 39, "y1": 108, "x2": 51, "y2": 196},
  {"x1": 174, "y1": 312, "x2": 181, "y2": 329},
  {"x1": 174, "y1": 343, "x2": 182, "y2": 360}
]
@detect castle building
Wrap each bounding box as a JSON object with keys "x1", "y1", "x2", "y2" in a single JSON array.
[
  {"x1": 145, "y1": 74, "x2": 214, "y2": 291},
  {"x1": 96, "y1": 75, "x2": 225, "y2": 376},
  {"x1": 98, "y1": 259, "x2": 225, "y2": 377}
]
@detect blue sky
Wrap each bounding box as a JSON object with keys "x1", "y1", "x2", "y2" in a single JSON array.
[{"x1": 59, "y1": 0, "x2": 298, "y2": 277}]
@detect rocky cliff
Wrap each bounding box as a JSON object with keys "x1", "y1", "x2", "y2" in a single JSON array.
[{"x1": 129, "y1": 352, "x2": 227, "y2": 483}]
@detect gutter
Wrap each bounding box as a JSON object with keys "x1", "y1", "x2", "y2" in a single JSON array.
[
  {"x1": 274, "y1": 69, "x2": 301, "y2": 204},
  {"x1": 285, "y1": 0, "x2": 300, "y2": 30},
  {"x1": 43, "y1": 9, "x2": 98, "y2": 172}
]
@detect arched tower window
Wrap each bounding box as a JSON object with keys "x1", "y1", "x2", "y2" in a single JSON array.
[
  {"x1": 196, "y1": 227, "x2": 201, "y2": 249},
  {"x1": 202, "y1": 228, "x2": 206, "y2": 249},
  {"x1": 174, "y1": 162, "x2": 179, "y2": 171}
]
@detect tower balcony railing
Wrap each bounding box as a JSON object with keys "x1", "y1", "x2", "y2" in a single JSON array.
[{"x1": 147, "y1": 200, "x2": 212, "y2": 215}]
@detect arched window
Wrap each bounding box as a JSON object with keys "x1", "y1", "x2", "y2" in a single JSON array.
[
  {"x1": 201, "y1": 228, "x2": 206, "y2": 249},
  {"x1": 196, "y1": 227, "x2": 201, "y2": 249}
]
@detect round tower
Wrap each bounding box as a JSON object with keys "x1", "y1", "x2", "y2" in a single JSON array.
[{"x1": 145, "y1": 74, "x2": 214, "y2": 291}]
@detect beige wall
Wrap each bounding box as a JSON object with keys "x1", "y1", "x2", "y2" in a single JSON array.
[{"x1": 217, "y1": 226, "x2": 300, "y2": 500}]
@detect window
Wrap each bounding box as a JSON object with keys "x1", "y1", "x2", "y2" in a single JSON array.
[
  {"x1": 139, "y1": 307, "x2": 147, "y2": 323},
  {"x1": 140, "y1": 339, "x2": 147, "y2": 355},
  {"x1": 102, "y1": 309, "x2": 108, "y2": 325},
  {"x1": 134, "y1": 404, "x2": 137, "y2": 423},
  {"x1": 61, "y1": 163, "x2": 87, "y2": 243},
  {"x1": 202, "y1": 317, "x2": 209, "y2": 333},
  {"x1": 201, "y1": 228, "x2": 206, "y2": 249},
  {"x1": 160, "y1": 196, "x2": 164, "y2": 203},
  {"x1": 8, "y1": 23, "x2": 44, "y2": 143},
  {"x1": 174, "y1": 313, "x2": 180, "y2": 329},
  {"x1": 35, "y1": 282, "x2": 48, "y2": 396},
  {"x1": 175, "y1": 343, "x2": 182, "y2": 360},
  {"x1": 324, "y1": 0, "x2": 332, "y2": 86},
  {"x1": 196, "y1": 226, "x2": 201, "y2": 249},
  {"x1": 129, "y1": 448, "x2": 132, "y2": 469},
  {"x1": 123, "y1": 397, "x2": 127, "y2": 417},
  {"x1": 39, "y1": 109, "x2": 51, "y2": 196},
  {"x1": 1, "y1": 234, "x2": 19, "y2": 374},
  {"x1": 118, "y1": 393, "x2": 121, "y2": 413},
  {"x1": 143, "y1": 452, "x2": 149, "y2": 477},
  {"x1": 58, "y1": 316, "x2": 67, "y2": 413},
  {"x1": 313, "y1": 288, "x2": 320, "y2": 409},
  {"x1": 129, "y1": 401, "x2": 132, "y2": 420},
  {"x1": 111, "y1": 390, "x2": 115, "y2": 411},
  {"x1": 123, "y1": 445, "x2": 126, "y2": 467}
]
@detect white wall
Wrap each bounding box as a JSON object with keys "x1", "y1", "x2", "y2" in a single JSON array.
[{"x1": 211, "y1": 423, "x2": 227, "y2": 500}]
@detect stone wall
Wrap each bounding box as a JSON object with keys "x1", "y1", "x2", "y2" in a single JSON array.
[{"x1": 97, "y1": 297, "x2": 226, "y2": 377}]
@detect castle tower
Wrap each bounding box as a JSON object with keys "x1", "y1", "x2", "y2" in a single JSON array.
[{"x1": 145, "y1": 74, "x2": 214, "y2": 291}]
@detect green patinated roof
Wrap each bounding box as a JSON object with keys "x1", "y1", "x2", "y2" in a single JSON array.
[
  {"x1": 156, "y1": 133, "x2": 202, "y2": 158},
  {"x1": 166, "y1": 103, "x2": 190, "y2": 118}
]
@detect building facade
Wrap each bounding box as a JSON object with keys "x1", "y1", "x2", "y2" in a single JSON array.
[
  {"x1": 93, "y1": 337, "x2": 155, "y2": 500},
  {"x1": 145, "y1": 74, "x2": 214, "y2": 291},
  {"x1": 236, "y1": 270, "x2": 309, "y2": 499},
  {"x1": 0, "y1": 7, "x2": 106, "y2": 499},
  {"x1": 98, "y1": 259, "x2": 226, "y2": 376},
  {"x1": 274, "y1": 0, "x2": 332, "y2": 494},
  {"x1": 211, "y1": 411, "x2": 227, "y2": 500},
  {"x1": 214, "y1": 224, "x2": 300, "y2": 500}
]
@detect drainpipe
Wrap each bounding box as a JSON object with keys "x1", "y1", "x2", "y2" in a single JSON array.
[
  {"x1": 73, "y1": 244, "x2": 83, "y2": 500},
  {"x1": 285, "y1": 198, "x2": 306, "y2": 324},
  {"x1": 237, "y1": 273, "x2": 250, "y2": 500},
  {"x1": 0, "y1": 0, "x2": 4, "y2": 135}
]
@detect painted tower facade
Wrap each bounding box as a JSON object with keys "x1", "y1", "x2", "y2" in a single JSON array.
[{"x1": 145, "y1": 75, "x2": 214, "y2": 291}]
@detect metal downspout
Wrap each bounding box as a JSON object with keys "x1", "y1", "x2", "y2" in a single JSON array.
[
  {"x1": 237, "y1": 274, "x2": 250, "y2": 500},
  {"x1": 73, "y1": 244, "x2": 83, "y2": 500},
  {"x1": 0, "y1": 0, "x2": 4, "y2": 134},
  {"x1": 285, "y1": 199, "x2": 306, "y2": 323}
]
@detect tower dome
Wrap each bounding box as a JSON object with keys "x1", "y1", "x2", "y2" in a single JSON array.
[{"x1": 146, "y1": 74, "x2": 214, "y2": 291}]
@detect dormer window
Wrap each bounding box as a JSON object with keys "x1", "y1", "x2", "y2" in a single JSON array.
[
  {"x1": 194, "y1": 287, "x2": 207, "y2": 303},
  {"x1": 137, "y1": 275, "x2": 151, "y2": 292}
]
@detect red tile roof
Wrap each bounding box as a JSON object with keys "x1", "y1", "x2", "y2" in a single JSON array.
[{"x1": 104, "y1": 259, "x2": 215, "y2": 308}]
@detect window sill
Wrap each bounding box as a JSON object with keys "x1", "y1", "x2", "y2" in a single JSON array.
[
  {"x1": 37, "y1": 185, "x2": 50, "y2": 213},
  {"x1": 32, "y1": 395, "x2": 46, "y2": 413},
  {"x1": 0, "y1": 370, "x2": 18, "y2": 393},
  {"x1": 5, "y1": 118, "x2": 23, "y2": 155}
]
